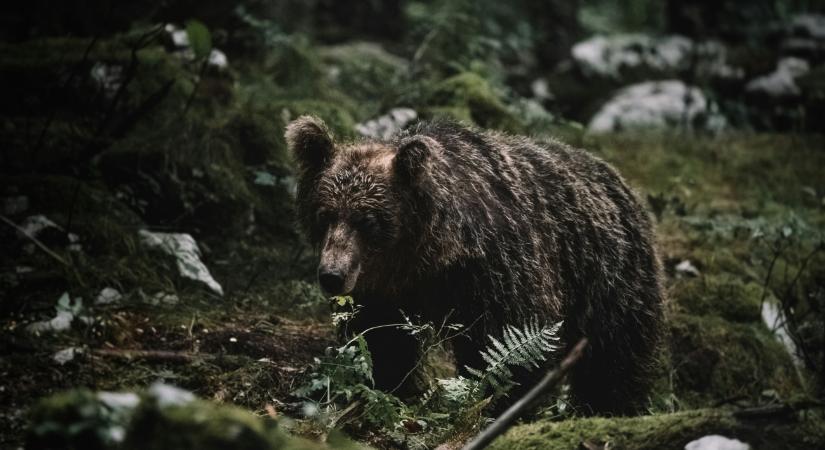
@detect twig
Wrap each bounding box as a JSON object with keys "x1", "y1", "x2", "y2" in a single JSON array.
[
  {"x1": 92, "y1": 348, "x2": 248, "y2": 366},
  {"x1": 733, "y1": 400, "x2": 824, "y2": 420},
  {"x1": 461, "y1": 338, "x2": 588, "y2": 450},
  {"x1": 0, "y1": 214, "x2": 69, "y2": 266},
  {"x1": 327, "y1": 400, "x2": 362, "y2": 429},
  {"x1": 182, "y1": 58, "x2": 209, "y2": 116}
]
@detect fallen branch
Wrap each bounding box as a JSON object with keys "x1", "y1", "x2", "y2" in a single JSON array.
[
  {"x1": 0, "y1": 214, "x2": 69, "y2": 267},
  {"x1": 92, "y1": 348, "x2": 249, "y2": 367},
  {"x1": 461, "y1": 338, "x2": 588, "y2": 450},
  {"x1": 733, "y1": 399, "x2": 825, "y2": 420}
]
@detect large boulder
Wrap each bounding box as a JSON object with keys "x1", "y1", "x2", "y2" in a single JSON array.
[
  {"x1": 587, "y1": 80, "x2": 726, "y2": 132},
  {"x1": 26, "y1": 383, "x2": 366, "y2": 450},
  {"x1": 571, "y1": 34, "x2": 741, "y2": 82}
]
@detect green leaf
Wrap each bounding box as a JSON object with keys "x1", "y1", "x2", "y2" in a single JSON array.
[{"x1": 185, "y1": 19, "x2": 212, "y2": 60}]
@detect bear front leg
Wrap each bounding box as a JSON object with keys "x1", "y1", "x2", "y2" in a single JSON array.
[{"x1": 344, "y1": 305, "x2": 424, "y2": 399}]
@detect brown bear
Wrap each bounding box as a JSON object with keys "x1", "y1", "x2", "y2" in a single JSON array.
[{"x1": 286, "y1": 116, "x2": 664, "y2": 415}]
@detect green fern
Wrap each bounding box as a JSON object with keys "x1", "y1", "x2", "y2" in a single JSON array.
[{"x1": 466, "y1": 318, "x2": 562, "y2": 396}]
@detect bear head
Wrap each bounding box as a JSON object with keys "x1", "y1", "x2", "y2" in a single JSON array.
[{"x1": 286, "y1": 115, "x2": 439, "y2": 296}]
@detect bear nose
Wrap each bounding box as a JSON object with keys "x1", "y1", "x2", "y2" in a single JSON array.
[{"x1": 318, "y1": 269, "x2": 345, "y2": 294}]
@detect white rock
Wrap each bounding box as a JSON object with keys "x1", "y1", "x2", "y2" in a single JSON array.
[
  {"x1": 789, "y1": 14, "x2": 825, "y2": 40},
  {"x1": 165, "y1": 23, "x2": 190, "y2": 48},
  {"x1": 148, "y1": 382, "x2": 195, "y2": 408},
  {"x1": 90, "y1": 62, "x2": 124, "y2": 100},
  {"x1": 675, "y1": 260, "x2": 701, "y2": 277},
  {"x1": 355, "y1": 108, "x2": 418, "y2": 140},
  {"x1": 150, "y1": 292, "x2": 179, "y2": 305},
  {"x1": 139, "y1": 230, "x2": 223, "y2": 295},
  {"x1": 27, "y1": 310, "x2": 74, "y2": 334},
  {"x1": 19, "y1": 215, "x2": 60, "y2": 239},
  {"x1": 208, "y1": 49, "x2": 228, "y2": 69},
  {"x1": 52, "y1": 347, "x2": 82, "y2": 365},
  {"x1": 98, "y1": 391, "x2": 140, "y2": 410},
  {"x1": 761, "y1": 301, "x2": 801, "y2": 366},
  {"x1": 588, "y1": 80, "x2": 726, "y2": 132},
  {"x1": 746, "y1": 57, "x2": 810, "y2": 98},
  {"x1": 571, "y1": 34, "x2": 739, "y2": 80},
  {"x1": 685, "y1": 435, "x2": 750, "y2": 450},
  {"x1": 95, "y1": 287, "x2": 122, "y2": 305},
  {"x1": 531, "y1": 78, "x2": 553, "y2": 100}
]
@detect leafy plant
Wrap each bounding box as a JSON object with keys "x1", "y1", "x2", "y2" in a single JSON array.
[
  {"x1": 293, "y1": 334, "x2": 405, "y2": 429},
  {"x1": 185, "y1": 20, "x2": 212, "y2": 60},
  {"x1": 466, "y1": 319, "x2": 563, "y2": 397}
]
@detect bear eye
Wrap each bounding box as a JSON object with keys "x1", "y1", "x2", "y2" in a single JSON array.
[
  {"x1": 354, "y1": 212, "x2": 379, "y2": 232},
  {"x1": 317, "y1": 209, "x2": 337, "y2": 225}
]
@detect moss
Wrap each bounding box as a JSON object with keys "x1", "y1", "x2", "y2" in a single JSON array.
[
  {"x1": 670, "y1": 275, "x2": 763, "y2": 323},
  {"x1": 423, "y1": 72, "x2": 523, "y2": 132},
  {"x1": 27, "y1": 387, "x2": 366, "y2": 450},
  {"x1": 319, "y1": 42, "x2": 408, "y2": 119},
  {"x1": 667, "y1": 312, "x2": 797, "y2": 406},
  {"x1": 274, "y1": 99, "x2": 357, "y2": 140},
  {"x1": 27, "y1": 389, "x2": 135, "y2": 450},
  {"x1": 124, "y1": 398, "x2": 292, "y2": 450},
  {"x1": 489, "y1": 408, "x2": 825, "y2": 450}
]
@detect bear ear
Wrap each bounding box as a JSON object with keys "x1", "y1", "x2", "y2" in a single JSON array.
[
  {"x1": 285, "y1": 115, "x2": 335, "y2": 170},
  {"x1": 395, "y1": 135, "x2": 439, "y2": 183}
]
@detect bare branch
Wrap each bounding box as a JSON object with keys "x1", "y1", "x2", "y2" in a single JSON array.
[
  {"x1": 461, "y1": 338, "x2": 588, "y2": 450},
  {"x1": 0, "y1": 214, "x2": 69, "y2": 267}
]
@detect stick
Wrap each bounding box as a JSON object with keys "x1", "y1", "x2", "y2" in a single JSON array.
[
  {"x1": 0, "y1": 214, "x2": 69, "y2": 266},
  {"x1": 92, "y1": 348, "x2": 248, "y2": 367},
  {"x1": 461, "y1": 338, "x2": 588, "y2": 450}
]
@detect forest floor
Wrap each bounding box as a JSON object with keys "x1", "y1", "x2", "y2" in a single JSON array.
[
  {"x1": 4, "y1": 131, "x2": 825, "y2": 449},
  {"x1": 1, "y1": 22, "x2": 824, "y2": 448}
]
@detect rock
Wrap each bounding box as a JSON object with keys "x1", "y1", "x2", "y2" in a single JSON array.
[
  {"x1": 27, "y1": 385, "x2": 364, "y2": 449},
  {"x1": 685, "y1": 435, "x2": 750, "y2": 450},
  {"x1": 95, "y1": 287, "x2": 122, "y2": 305},
  {"x1": 19, "y1": 215, "x2": 61, "y2": 240},
  {"x1": 761, "y1": 301, "x2": 801, "y2": 367},
  {"x1": 52, "y1": 347, "x2": 82, "y2": 365},
  {"x1": 163, "y1": 23, "x2": 229, "y2": 70},
  {"x1": 487, "y1": 408, "x2": 825, "y2": 450},
  {"x1": 165, "y1": 23, "x2": 190, "y2": 48},
  {"x1": 746, "y1": 57, "x2": 810, "y2": 98},
  {"x1": 530, "y1": 78, "x2": 553, "y2": 101},
  {"x1": 424, "y1": 72, "x2": 524, "y2": 132},
  {"x1": 207, "y1": 49, "x2": 228, "y2": 70},
  {"x1": 354, "y1": 108, "x2": 418, "y2": 140},
  {"x1": 571, "y1": 34, "x2": 741, "y2": 82},
  {"x1": 320, "y1": 41, "x2": 408, "y2": 117},
  {"x1": 26, "y1": 293, "x2": 77, "y2": 334},
  {"x1": 675, "y1": 260, "x2": 701, "y2": 278},
  {"x1": 148, "y1": 292, "x2": 179, "y2": 305},
  {"x1": 90, "y1": 62, "x2": 124, "y2": 100},
  {"x1": 782, "y1": 14, "x2": 825, "y2": 62},
  {"x1": 588, "y1": 80, "x2": 726, "y2": 132},
  {"x1": 139, "y1": 230, "x2": 223, "y2": 296},
  {"x1": 147, "y1": 382, "x2": 194, "y2": 408}
]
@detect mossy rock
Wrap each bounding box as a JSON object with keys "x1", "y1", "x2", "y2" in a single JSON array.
[
  {"x1": 319, "y1": 42, "x2": 409, "y2": 118},
  {"x1": 26, "y1": 386, "x2": 367, "y2": 450},
  {"x1": 670, "y1": 274, "x2": 764, "y2": 323},
  {"x1": 125, "y1": 398, "x2": 299, "y2": 450},
  {"x1": 489, "y1": 408, "x2": 825, "y2": 450},
  {"x1": 423, "y1": 72, "x2": 523, "y2": 132},
  {"x1": 274, "y1": 99, "x2": 357, "y2": 141},
  {"x1": 668, "y1": 312, "x2": 797, "y2": 406}
]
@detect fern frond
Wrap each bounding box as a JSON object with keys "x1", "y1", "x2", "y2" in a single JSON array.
[{"x1": 466, "y1": 318, "x2": 563, "y2": 397}]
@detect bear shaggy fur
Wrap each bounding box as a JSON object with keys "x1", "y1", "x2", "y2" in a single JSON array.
[{"x1": 286, "y1": 116, "x2": 664, "y2": 415}]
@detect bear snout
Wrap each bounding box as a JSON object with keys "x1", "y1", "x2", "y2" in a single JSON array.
[{"x1": 318, "y1": 268, "x2": 346, "y2": 294}]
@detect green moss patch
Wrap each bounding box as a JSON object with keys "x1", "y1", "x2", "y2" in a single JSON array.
[{"x1": 489, "y1": 408, "x2": 825, "y2": 450}]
